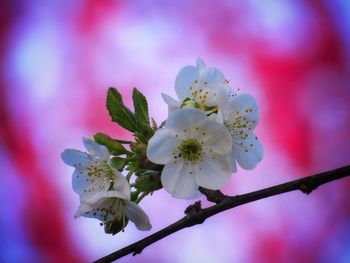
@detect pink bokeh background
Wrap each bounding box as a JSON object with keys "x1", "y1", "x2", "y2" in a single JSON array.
[{"x1": 1, "y1": 1, "x2": 350, "y2": 262}]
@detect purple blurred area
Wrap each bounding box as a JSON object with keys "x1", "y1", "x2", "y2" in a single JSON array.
[{"x1": 1, "y1": 0, "x2": 350, "y2": 262}]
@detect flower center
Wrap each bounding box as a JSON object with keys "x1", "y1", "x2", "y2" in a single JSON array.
[
  {"x1": 88, "y1": 198, "x2": 125, "y2": 224},
  {"x1": 180, "y1": 96, "x2": 219, "y2": 116},
  {"x1": 82, "y1": 162, "x2": 114, "y2": 193},
  {"x1": 178, "y1": 138, "x2": 203, "y2": 162},
  {"x1": 179, "y1": 80, "x2": 221, "y2": 114}
]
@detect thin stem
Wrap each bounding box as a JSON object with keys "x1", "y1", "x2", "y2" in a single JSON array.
[
  {"x1": 125, "y1": 169, "x2": 135, "y2": 182},
  {"x1": 94, "y1": 164, "x2": 350, "y2": 263},
  {"x1": 135, "y1": 192, "x2": 148, "y2": 204}
]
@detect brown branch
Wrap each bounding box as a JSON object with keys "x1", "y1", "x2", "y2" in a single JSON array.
[
  {"x1": 94, "y1": 165, "x2": 350, "y2": 263},
  {"x1": 198, "y1": 187, "x2": 226, "y2": 203}
]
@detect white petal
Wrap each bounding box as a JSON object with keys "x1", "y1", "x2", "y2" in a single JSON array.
[
  {"x1": 227, "y1": 151, "x2": 237, "y2": 173},
  {"x1": 86, "y1": 190, "x2": 128, "y2": 204},
  {"x1": 196, "y1": 118, "x2": 232, "y2": 155},
  {"x1": 196, "y1": 58, "x2": 206, "y2": 71},
  {"x1": 123, "y1": 200, "x2": 152, "y2": 231},
  {"x1": 232, "y1": 132, "x2": 263, "y2": 170},
  {"x1": 72, "y1": 168, "x2": 95, "y2": 196},
  {"x1": 164, "y1": 108, "x2": 208, "y2": 137},
  {"x1": 161, "y1": 161, "x2": 200, "y2": 199},
  {"x1": 112, "y1": 169, "x2": 131, "y2": 200},
  {"x1": 194, "y1": 154, "x2": 232, "y2": 190},
  {"x1": 78, "y1": 192, "x2": 126, "y2": 222},
  {"x1": 161, "y1": 93, "x2": 181, "y2": 115},
  {"x1": 223, "y1": 84, "x2": 237, "y2": 101},
  {"x1": 61, "y1": 149, "x2": 92, "y2": 167},
  {"x1": 83, "y1": 137, "x2": 110, "y2": 159},
  {"x1": 75, "y1": 195, "x2": 115, "y2": 220},
  {"x1": 72, "y1": 168, "x2": 110, "y2": 201},
  {"x1": 215, "y1": 85, "x2": 231, "y2": 110},
  {"x1": 199, "y1": 67, "x2": 225, "y2": 86},
  {"x1": 206, "y1": 85, "x2": 229, "y2": 107},
  {"x1": 75, "y1": 203, "x2": 95, "y2": 218},
  {"x1": 147, "y1": 128, "x2": 180, "y2": 164},
  {"x1": 175, "y1": 65, "x2": 199, "y2": 101}
]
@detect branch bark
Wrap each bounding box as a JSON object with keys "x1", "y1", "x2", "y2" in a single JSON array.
[{"x1": 94, "y1": 165, "x2": 350, "y2": 263}]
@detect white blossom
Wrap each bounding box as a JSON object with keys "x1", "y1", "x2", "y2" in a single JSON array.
[
  {"x1": 147, "y1": 109, "x2": 233, "y2": 199},
  {"x1": 61, "y1": 137, "x2": 151, "y2": 230},
  {"x1": 75, "y1": 190, "x2": 152, "y2": 231},
  {"x1": 61, "y1": 137, "x2": 128, "y2": 201},
  {"x1": 162, "y1": 58, "x2": 263, "y2": 171},
  {"x1": 221, "y1": 94, "x2": 264, "y2": 170},
  {"x1": 162, "y1": 58, "x2": 229, "y2": 122}
]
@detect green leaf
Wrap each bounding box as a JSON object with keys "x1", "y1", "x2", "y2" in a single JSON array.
[
  {"x1": 110, "y1": 157, "x2": 125, "y2": 171},
  {"x1": 132, "y1": 88, "x2": 149, "y2": 125},
  {"x1": 108, "y1": 86, "x2": 123, "y2": 102},
  {"x1": 94, "y1": 133, "x2": 128, "y2": 155},
  {"x1": 134, "y1": 123, "x2": 154, "y2": 143},
  {"x1": 106, "y1": 88, "x2": 138, "y2": 132},
  {"x1": 151, "y1": 117, "x2": 158, "y2": 130},
  {"x1": 113, "y1": 139, "x2": 133, "y2": 144}
]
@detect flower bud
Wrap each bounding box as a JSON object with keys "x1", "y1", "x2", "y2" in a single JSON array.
[{"x1": 94, "y1": 133, "x2": 128, "y2": 155}]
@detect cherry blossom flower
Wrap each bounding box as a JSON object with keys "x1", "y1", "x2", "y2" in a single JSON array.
[
  {"x1": 75, "y1": 188, "x2": 152, "y2": 231},
  {"x1": 162, "y1": 58, "x2": 229, "y2": 122},
  {"x1": 61, "y1": 137, "x2": 151, "y2": 230},
  {"x1": 221, "y1": 94, "x2": 264, "y2": 170},
  {"x1": 61, "y1": 137, "x2": 128, "y2": 201},
  {"x1": 146, "y1": 109, "x2": 233, "y2": 199}
]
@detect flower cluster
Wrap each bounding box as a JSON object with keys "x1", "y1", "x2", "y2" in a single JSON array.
[
  {"x1": 62, "y1": 58, "x2": 263, "y2": 235},
  {"x1": 148, "y1": 58, "x2": 263, "y2": 199}
]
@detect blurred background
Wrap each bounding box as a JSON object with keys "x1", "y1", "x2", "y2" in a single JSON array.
[{"x1": 1, "y1": 0, "x2": 350, "y2": 262}]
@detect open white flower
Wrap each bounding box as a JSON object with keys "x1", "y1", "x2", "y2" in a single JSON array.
[
  {"x1": 162, "y1": 58, "x2": 229, "y2": 122},
  {"x1": 61, "y1": 137, "x2": 152, "y2": 231},
  {"x1": 147, "y1": 109, "x2": 233, "y2": 199},
  {"x1": 221, "y1": 94, "x2": 264, "y2": 170},
  {"x1": 61, "y1": 137, "x2": 128, "y2": 201},
  {"x1": 75, "y1": 188, "x2": 152, "y2": 231}
]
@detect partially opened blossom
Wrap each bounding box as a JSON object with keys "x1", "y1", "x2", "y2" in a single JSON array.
[
  {"x1": 61, "y1": 137, "x2": 152, "y2": 231},
  {"x1": 162, "y1": 58, "x2": 229, "y2": 122},
  {"x1": 221, "y1": 94, "x2": 264, "y2": 170},
  {"x1": 147, "y1": 109, "x2": 233, "y2": 199},
  {"x1": 75, "y1": 188, "x2": 152, "y2": 231},
  {"x1": 61, "y1": 137, "x2": 128, "y2": 201}
]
